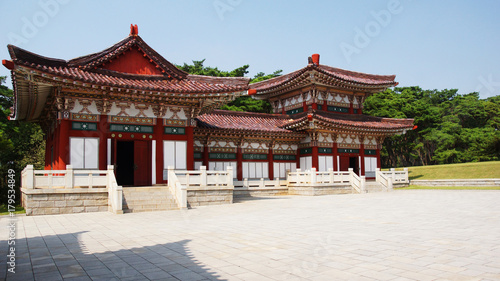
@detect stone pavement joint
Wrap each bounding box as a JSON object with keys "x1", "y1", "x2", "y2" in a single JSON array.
[{"x1": 1, "y1": 190, "x2": 500, "y2": 280}]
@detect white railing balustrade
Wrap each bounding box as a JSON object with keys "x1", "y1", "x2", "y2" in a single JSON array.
[
  {"x1": 236, "y1": 178, "x2": 287, "y2": 189},
  {"x1": 21, "y1": 165, "x2": 123, "y2": 214},
  {"x1": 287, "y1": 168, "x2": 365, "y2": 193},
  {"x1": 107, "y1": 165, "x2": 123, "y2": 214},
  {"x1": 377, "y1": 168, "x2": 409, "y2": 184},
  {"x1": 167, "y1": 167, "x2": 188, "y2": 209},
  {"x1": 349, "y1": 168, "x2": 366, "y2": 193},
  {"x1": 375, "y1": 168, "x2": 391, "y2": 190},
  {"x1": 168, "y1": 166, "x2": 234, "y2": 209},
  {"x1": 22, "y1": 165, "x2": 111, "y2": 189},
  {"x1": 288, "y1": 168, "x2": 352, "y2": 185}
]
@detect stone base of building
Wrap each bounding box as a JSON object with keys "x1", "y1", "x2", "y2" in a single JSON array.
[
  {"x1": 233, "y1": 187, "x2": 289, "y2": 197},
  {"x1": 22, "y1": 188, "x2": 108, "y2": 216},
  {"x1": 288, "y1": 185, "x2": 353, "y2": 196},
  {"x1": 187, "y1": 188, "x2": 233, "y2": 207}
]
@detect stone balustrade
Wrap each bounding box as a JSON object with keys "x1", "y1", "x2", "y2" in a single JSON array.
[{"x1": 21, "y1": 165, "x2": 123, "y2": 215}]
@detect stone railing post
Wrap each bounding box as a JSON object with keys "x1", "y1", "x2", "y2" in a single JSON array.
[
  {"x1": 391, "y1": 168, "x2": 396, "y2": 181},
  {"x1": 297, "y1": 169, "x2": 302, "y2": 183},
  {"x1": 361, "y1": 176, "x2": 366, "y2": 193},
  {"x1": 200, "y1": 166, "x2": 207, "y2": 187},
  {"x1": 404, "y1": 168, "x2": 409, "y2": 183},
  {"x1": 65, "y1": 165, "x2": 74, "y2": 188},
  {"x1": 167, "y1": 166, "x2": 175, "y2": 186},
  {"x1": 375, "y1": 168, "x2": 380, "y2": 183},
  {"x1": 275, "y1": 178, "x2": 280, "y2": 188},
  {"x1": 243, "y1": 178, "x2": 249, "y2": 188},
  {"x1": 24, "y1": 165, "x2": 34, "y2": 189},
  {"x1": 348, "y1": 168, "x2": 354, "y2": 186},
  {"x1": 226, "y1": 166, "x2": 233, "y2": 187},
  {"x1": 328, "y1": 168, "x2": 333, "y2": 183},
  {"x1": 259, "y1": 178, "x2": 264, "y2": 188},
  {"x1": 388, "y1": 177, "x2": 393, "y2": 190},
  {"x1": 310, "y1": 168, "x2": 317, "y2": 184},
  {"x1": 107, "y1": 165, "x2": 114, "y2": 176}
]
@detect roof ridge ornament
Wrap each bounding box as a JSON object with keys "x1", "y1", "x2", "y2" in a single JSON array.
[{"x1": 129, "y1": 24, "x2": 138, "y2": 36}]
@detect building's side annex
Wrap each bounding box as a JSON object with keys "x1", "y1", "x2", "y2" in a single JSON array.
[{"x1": 3, "y1": 26, "x2": 414, "y2": 188}]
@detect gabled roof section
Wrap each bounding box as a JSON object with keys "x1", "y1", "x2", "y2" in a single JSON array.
[
  {"x1": 250, "y1": 55, "x2": 398, "y2": 97},
  {"x1": 5, "y1": 26, "x2": 250, "y2": 95},
  {"x1": 283, "y1": 110, "x2": 414, "y2": 135},
  {"x1": 197, "y1": 110, "x2": 293, "y2": 133},
  {"x1": 68, "y1": 33, "x2": 188, "y2": 79}
]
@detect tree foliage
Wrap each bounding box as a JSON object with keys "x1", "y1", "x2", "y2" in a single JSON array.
[
  {"x1": 177, "y1": 59, "x2": 250, "y2": 78},
  {"x1": 0, "y1": 76, "x2": 45, "y2": 204},
  {"x1": 364, "y1": 87, "x2": 500, "y2": 167},
  {"x1": 177, "y1": 60, "x2": 280, "y2": 113}
]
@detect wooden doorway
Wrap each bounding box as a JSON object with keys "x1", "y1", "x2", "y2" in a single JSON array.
[
  {"x1": 339, "y1": 155, "x2": 359, "y2": 175},
  {"x1": 115, "y1": 140, "x2": 151, "y2": 186}
]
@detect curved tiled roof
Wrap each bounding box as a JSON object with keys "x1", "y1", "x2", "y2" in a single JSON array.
[
  {"x1": 285, "y1": 110, "x2": 414, "y2": 132},
  {"x1": 250, "y1": 63, "x2": 397, "y2": 93},
  {"x1": 196, "y1": 109, "x2": 414, "y2": 136},
  {"x1": 7, "y1": 37, "x2": 249, "y2": 94},
  {"x1": 196, "y1": 110, "x2": 293, "y2": 133}
]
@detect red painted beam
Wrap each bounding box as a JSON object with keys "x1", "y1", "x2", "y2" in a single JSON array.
[{"x1": 2, "y1": 60, "x2": 14, "y2": 70}]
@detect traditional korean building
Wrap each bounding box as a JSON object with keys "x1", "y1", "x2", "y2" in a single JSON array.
[{"x1": 3, "y1": 25, "x2": 413, "y2": 187}]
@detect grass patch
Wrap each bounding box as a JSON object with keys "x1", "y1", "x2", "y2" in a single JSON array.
[
  {"x1": 0, "y1": 205, "x2": 25, "y2": 216},
  {"x1": 400, "y1": 161, "x2": 500, "y2": 180},
  {"x1": 399, "y1": 185, "x2": 500, "y2": 190}
]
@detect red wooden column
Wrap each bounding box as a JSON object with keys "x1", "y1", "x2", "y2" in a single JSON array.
[
  {"x1": 360, "y1": 143, "x2": 365, "y2": 176},
  {"x1": 155, "y1": 119, "x2": 164, "y2": 184},
  {"x1": 202, "y1": 144, "x2": 209, "y2": 168},
  {"x1": 296, "y1": 149, "x2": 301, "y2": 170},
  {"x1": 349, "y1": 103, "x2": 354, "y2": 114},
  {"x1": 312, "y1": 145, "x2": 319, "y2": 170},
  {"x1": 58, "y1": 119, "x2": 70, "y2": 170},
  {"x1": 303, "y1": 101, "x2": 308, "y2": 112},
  {"x1": 186, "y1": 126, "x2": 194, "y2": 170},
  {"x1": 98, "y1": 115, "x2": 108, "y2": 170},
  {"x1": 44, "y1": 135, "x2": 51, "y2": 170},
  {"x1": 332, "y1": 142, "x2": 338, "y2": 171},
  {"x1": 268, "y1": 146, "x2": 274, "y2": 180},
  {"x1": 236, "y1": 146, "x2": 243, "y2": 181},
  {"x1": 376, "y1": 148, "x2": 381, "y2": 170},
  {"x1": 53, "y1": 125, "x2": 59, "y2": 169}
]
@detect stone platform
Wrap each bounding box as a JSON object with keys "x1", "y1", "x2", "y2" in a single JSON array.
[{"x1": 3, "y1": 190, "x2": 500, "y2": 280}]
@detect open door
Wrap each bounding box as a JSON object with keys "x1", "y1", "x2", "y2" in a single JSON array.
[{"x1": 115, "y1": 140, "x2": 151, "y2": 186}]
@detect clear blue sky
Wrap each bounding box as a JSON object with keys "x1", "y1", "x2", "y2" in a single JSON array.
[{"x1": 1, "y1": 0, "x2": 499, "y2": 99}]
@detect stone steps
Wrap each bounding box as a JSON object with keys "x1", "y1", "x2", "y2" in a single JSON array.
[
  {"x1": 122, "y1": 186, "x2": 179, "y2": 213},
  {"x1": 365, "y1": 182, "x2": 388, "y2": 193}
]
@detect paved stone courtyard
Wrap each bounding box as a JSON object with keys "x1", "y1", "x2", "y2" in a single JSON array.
[{"x1": 2, "y1": 190, "x2": 500, "y2": 281}]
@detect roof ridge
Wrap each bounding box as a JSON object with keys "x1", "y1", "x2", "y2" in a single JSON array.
[
  {"x1": 68, "y1": 35, "x2": 187, "y2": 79},
  {"x1": 208, "y1": 109, "x2": 290, "y2": 119},
  {"x1": 318, "y1": 64, "x2": 396, "y2": 81}
]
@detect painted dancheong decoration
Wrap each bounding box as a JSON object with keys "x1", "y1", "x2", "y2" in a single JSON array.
[{"x1": 3, "y1": 25, "x2": 413, "y2": 215}]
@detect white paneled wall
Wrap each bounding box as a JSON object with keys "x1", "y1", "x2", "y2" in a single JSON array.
[
  {"x1": 318, "y1": 156, "x2": 333, "y2": 172},
  {"x1": 208, "y1": 162, "x2": 237, "y2": 178},
  {"x1": 273, "y1": 162, "x2": 297, "y2": 179},
  {"x1": 70, "y1": 137, "x2": 99, "y2": 169},
  {"x1": 242, "y1": 162, "x2": 269, "y2": 179},
  {"x1": 300, "y1": 156, "x2": 312, "y2": 171},
  {"x1": 364, "y1": 157, "x2": 378, "y2": 178}
]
